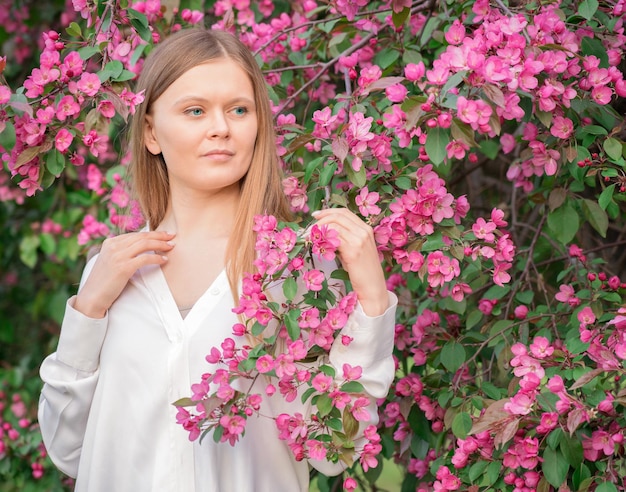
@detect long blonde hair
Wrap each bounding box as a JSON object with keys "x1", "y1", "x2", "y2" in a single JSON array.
[{"x1": 128, "y1": 28, "x2": 293, "y2": 299}]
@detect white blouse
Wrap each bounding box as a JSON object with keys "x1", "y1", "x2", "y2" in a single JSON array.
[{"x1": 38, "y1": 255, "x2": 397, "y2": 492}]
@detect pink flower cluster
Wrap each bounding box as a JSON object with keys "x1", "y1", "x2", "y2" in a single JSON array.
[{"x1": 179, "y1": 215, "x2": 379, "y2": 469}]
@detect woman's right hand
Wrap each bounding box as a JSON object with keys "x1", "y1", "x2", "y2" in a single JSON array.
[{"x1": 74, "y1": 231, "x2": 176, "y2": 319}]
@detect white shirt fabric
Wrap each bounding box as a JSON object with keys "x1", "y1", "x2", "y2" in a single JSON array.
[{"x1": 38, "y1": 254, "x2": 397, "y2": 492}]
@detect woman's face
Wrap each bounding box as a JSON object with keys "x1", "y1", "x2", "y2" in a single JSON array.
[{"x1": 144, "y1": 58, "x2": 258, "y2": 196}]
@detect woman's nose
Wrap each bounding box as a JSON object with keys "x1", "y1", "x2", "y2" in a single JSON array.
[{"x1": 207, "y1": 111, "x2": 229, "y2": 138}]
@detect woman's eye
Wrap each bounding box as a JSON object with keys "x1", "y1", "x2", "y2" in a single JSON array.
[
  {"x1": 233, "y1": 106, "x2": 248, "y2": 116},
  {"x1": 187, "y1": 108, "x2": 203, "y2": 116}
]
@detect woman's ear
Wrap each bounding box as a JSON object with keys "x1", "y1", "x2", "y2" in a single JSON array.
[{"x1": 144, "y1": 115, "x2": 161, "y2": 155}]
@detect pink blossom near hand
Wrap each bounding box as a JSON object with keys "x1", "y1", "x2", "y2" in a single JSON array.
[
  {"x1": 355, "y1": 187, "x2": 381, "y2": 217},
  {"x1": 555, "y1": 283, "x2": 579, "y2": 305},
  {"x1": 308, "y1": 223, "x2": 341, "y2": 261}
]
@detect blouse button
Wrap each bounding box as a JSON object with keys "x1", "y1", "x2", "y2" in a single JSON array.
[{"x1": 210, "y1": 287, "x2": 220, "y2": 296}]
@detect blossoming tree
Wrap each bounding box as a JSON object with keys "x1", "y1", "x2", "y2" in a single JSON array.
[{"x1": 1, "y1": 0, "x2": 626, "y2": 490}]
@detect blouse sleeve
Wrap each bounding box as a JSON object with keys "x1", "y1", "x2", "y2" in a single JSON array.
[
  {"x1": 37, "y1": 256, "x2": 108, "y2": 478},
  {"x1": 307, "y1": 291, "x2": 398, "y2": 476}
]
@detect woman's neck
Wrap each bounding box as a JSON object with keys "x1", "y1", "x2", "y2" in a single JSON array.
[{"x1": 156, "y1": 185, "x2": 240, "y2": 240}]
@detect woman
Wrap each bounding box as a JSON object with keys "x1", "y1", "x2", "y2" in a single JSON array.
[{"x1": 39, "y1": 28, "x2": 397, "y2": 491}]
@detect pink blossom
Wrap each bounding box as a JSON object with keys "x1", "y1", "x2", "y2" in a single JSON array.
[
  {"x1": 305, "y1": 439, "x2": 327, "y2": 460},
  {"x1": 355, "y1": 188, "x2": 381, "y2": 217},
  {"x1": 529, "y1": 336, "x2": 554, "y2": 359},
  {"x1": 0, "y1": 85, "x2": 10, "y2": 104},
  {"x1": 472, "y1": 217, "x2": 496, "y2": 242},
  {"x1": 98, "y1": 100, "x2": 116, "y2": 119},
  {"x1": 550, "y1": 115, "x2": 574, "y2": 139},
  {"x1": 303, "y1": 269, "x2": 324, "y2": 292},
  {"x1": 514, "y1": 305, "x2": 528, "y2": 319},
  {"x1": 444, "y1": 20, "x2": 466, "y2": 45},
  {"x1": 555, "y1": 284, "x2": 579, "y2": 306},
  {"x1": 343, "y1": 477, "x2": 357, "y2": 491},
  {"x1": 55, "y1": 128, "x2": 73, "y2": 153},
  {"x1": 256, "y1": 354, "x2": 275, "y2": 373},
  {"x1": 308, "y1": 223, "x2": 340, "y2": 261},
  {"x1": 342, "y1": 363, "x2": 362, "y2": 381},
  {"x1": 76, "y1": 72, "x2": 101, "y2": 96},
  {"x1": 56, "y1": 95, "x2": 80, "y2": 121},
  {"x1": 404, "y1": 62, "x2": 425, "y2": 81},
  {"x1": 311, "y1": 373, "x2": 333, "y2": 392},
  {"x1": 504, "y1": 393, "x2": 535, "y2": 415},
  {"x1": 385, "y1": 83, "x2": 408, "y2": 103}
]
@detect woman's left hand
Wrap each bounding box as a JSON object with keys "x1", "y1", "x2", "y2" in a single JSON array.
[{"x1": 312, "y1": 208, "x2": 388, "y2": 317}]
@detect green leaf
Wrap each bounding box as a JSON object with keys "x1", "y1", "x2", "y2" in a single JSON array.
[
  {"x1": 395, "y1": 176, "x2": 412, "y2": 190},
  {"x1": 560, "y1": 434, "x2": 583, "y2": 468},
  {"x1": 342, "y1": 407, "x2": 359, "y2": 439},
  {"x1": 580, "y1": 37, "x2": 609, "y2": 68},
  {"x1": 598, "y1": 184, "x2": 615, "y2": 210},
  {"x1": 425, "y1": 127, "x2": 450, "y2": 166},
  {"x1": 392, "y1": 6, "x2": 410, "y2": 28},
  {"x1": 316, "y1": 393, "x2": 333, "y2": 417},
  {"x1": 481, "y1": 381, "x2": 503, "y2": 400},
  {"x1": 46, "y1": 149, "x2": 65, "y2": 176},
  {"x1": 78, "y1": 46, "x2": 101, "y2": 61},
  {"x1": 468, "y1": 461, "x2": 489, "y2": 483},
  {"x1": 603, "y1": 137, "x2": 623, "y2": 161},
  {"x1": 39, "y1": 233, "x2": 56, "y2": 256},
  {"x1": 113, "y1": 69, "x2": 136, "y2": 82},
  {"x1": 581, "y1": 198, "x2": 608, "y2": 238},
  {"x1": 0, "y1": 121, "x2": 16, "y2": 151},
  {"x1": 542, "y1": 447, "x2": 569, "y2": 487},
  {"x1": 373, "y1": 48, "x2": 400, "y2": 70},
  {"x1": 451, "y1": 412, "x2": 473, "y2": 439},
  {"x1": 301, "y1": 387, "x2": 316, "y2": 404},
  {"x1": 19, "y1": 235, "x2": 40, "y2": 268},
  {"x1": 66, "y1": 21, "x2": 82, "y2": 38},
  {"x1": 284, "y1": 308, "x2": 301, "y2": 341},
  {"x1": 479, "y1": 139, "x2": 499, "y2": 160},
  {"x1": 547, "y1": 204, "x2": 579, "y2": 245},
  {"x1": 98, "y1": 60, "x2": 124, "y2": 82},
  {"x1": 128, "y1": 8, "x2": 152, "y2": 43},
  {"x1": 440, "y1": 341, "x2": 466, "y2": 373},
  {"x1": 282, "y1": 276, "x2": 298, "y2": 301},
  {"x1": 340, "y1": 381, "x2": 365, "y2": 393},
  {"x1": 578, "y1": 0, "x2": 599, "y2": 20},
  {"x1": 318, "y1": 160, "x2": 337, "y2": 187},
  {"x1": 596, "y1": 482, "x2": 619, "y2": 492},
  {"x1": 345, "y1": 162, "x2": 366, "y2": 188}
]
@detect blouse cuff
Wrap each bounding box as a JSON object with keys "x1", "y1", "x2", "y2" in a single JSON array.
[
  {"x1": 55, "y1": 296, "x2": 108, "y2": 373},
  {"x1": 329, "y1": 291, "x2": 397, "y2": 368}
]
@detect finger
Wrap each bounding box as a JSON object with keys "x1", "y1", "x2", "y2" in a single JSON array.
[{"x1": 101, "y1": 234, "x2": 176, "y2": 259}]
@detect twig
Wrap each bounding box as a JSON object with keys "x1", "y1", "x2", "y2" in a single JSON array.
[{"x1": 274, "y1": 31, "x2": 376, "y2": 116}]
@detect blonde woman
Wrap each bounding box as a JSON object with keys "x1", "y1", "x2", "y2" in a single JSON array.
[{"x1": 39, "y1": 28, "x2": 397, "y2": 491}]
